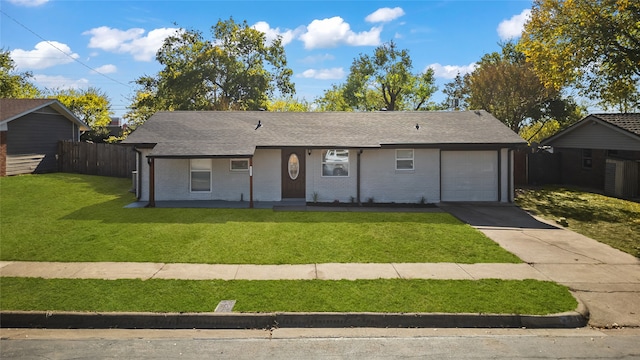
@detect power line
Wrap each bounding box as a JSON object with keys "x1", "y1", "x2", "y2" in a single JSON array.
[{"x1": 0, "y1": 9, "x2": 131, "y2": 89}]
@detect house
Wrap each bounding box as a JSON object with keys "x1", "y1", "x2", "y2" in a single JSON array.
[
  {"x1": 542, "y1": 113, "x2": 640, "y2": 198},
  {"x1": 122, "y1": 110, "x2": 526, "y2": 207},
  {"x1": 0, "y1": 99, "x2": 89, "y2": 176}
]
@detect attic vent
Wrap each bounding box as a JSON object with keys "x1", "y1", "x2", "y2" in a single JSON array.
[{"x1": 474, "y1": 110, "x2": 482, "y2": 116}]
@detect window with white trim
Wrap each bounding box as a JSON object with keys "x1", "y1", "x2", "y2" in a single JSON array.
[
  {"x1": 230, "y1": 159, "x2": 249, "y2": 171},
  {"x1": 396, "y1": 149, "x2": 414, "y2": 170},
  {"x1": 322, "y1": 149, "x2": 349, "y2": 176},
  {"x1": 190, "y1": 159, "x2": 211, "y2": 192}
]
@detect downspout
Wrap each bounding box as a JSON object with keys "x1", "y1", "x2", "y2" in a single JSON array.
[
  {"x1": 357, "y1": 149, "x2": 362, "y2": 206},
  {"x1": 497, "y1": 150, "x2": 502, "y2": 202},
  {"x1": 249, "y1": 157, "x2": 254, "y2": 209},
  {"x1": 148, "y1": 157, "x2": 155, "y2": 208}
]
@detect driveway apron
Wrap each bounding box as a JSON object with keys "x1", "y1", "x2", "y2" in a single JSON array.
[{"x1": 440, "y1": 203, "x2": 640, "y2": 328}]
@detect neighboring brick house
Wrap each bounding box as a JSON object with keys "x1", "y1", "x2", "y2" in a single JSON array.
[
  {"x1": 123, "y1": 110, "x2": 526, "y2": 207},
  {"x1": 542, "y1": 113, "x2": 640, "y2": 198},
  {"x1": 0, "y1": 99, "x2": 89, "y2": 176}
]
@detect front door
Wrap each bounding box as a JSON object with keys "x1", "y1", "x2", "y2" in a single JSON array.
[{"x1": 281, "y1": 148, "x2": 306, "y2": 198}]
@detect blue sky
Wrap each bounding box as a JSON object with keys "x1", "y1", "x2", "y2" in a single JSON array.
[{"x1": 1, "y1": 0, "x2": 533, "y2": 118}]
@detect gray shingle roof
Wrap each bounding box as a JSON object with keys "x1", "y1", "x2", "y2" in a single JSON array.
[
  {"x1": 123, "y1": 110, "x2": 526, "y2": 157},
  {"x1": 592, "y1": 113, "x2": 640, "y2": 136},
  {"x1": 0, "y1": 98, "x2": 90, "y2": 130},
  {"x1": 0, "y1": 98, "x2": 56, "y2": 122}
]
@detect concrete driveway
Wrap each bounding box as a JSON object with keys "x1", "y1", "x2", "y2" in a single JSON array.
[{"x1": 440, "y1": 203, "x2": 640, "y2": 328}]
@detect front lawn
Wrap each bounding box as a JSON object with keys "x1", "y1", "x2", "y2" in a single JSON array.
[
  {"x1": 516, "y1": 186, "x2": 640, "y2": 257},
  {"x1": 0, "y1": 174, "x2": 519, "y2": 264},
  {"x1": 0, "y1": 277, "x2": 576, "y2": 315}
]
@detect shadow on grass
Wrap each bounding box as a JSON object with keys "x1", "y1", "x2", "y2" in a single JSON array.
[{"x1": 523, "y1": 187, "x2": 638, "y2": 223}]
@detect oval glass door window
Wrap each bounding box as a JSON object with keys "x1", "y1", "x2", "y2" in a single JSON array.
[{"x1": 288, "y1": 153, "x2": 299, "y2": 180}]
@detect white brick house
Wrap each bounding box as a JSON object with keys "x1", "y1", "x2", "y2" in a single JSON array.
[{"x1": 123, "y1": 110, "x2": 526, "y2": 207}]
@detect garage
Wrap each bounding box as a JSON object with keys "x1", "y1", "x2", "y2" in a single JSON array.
[{"x1": 441, "y1": 150, "x2": 498, "y2": 201}]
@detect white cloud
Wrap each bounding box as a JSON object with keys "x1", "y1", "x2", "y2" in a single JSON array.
[
  {"x1": 365, "y1": 7, "x2": 405, "y2": 23},
  {"x1": 83, "y1": 26, "x2": 181, "y2": 61},
  {"x1": 6, "y1": 0, "x2": 48, "y2": 6},
  {"x1": 298, "y1": 68, "x2": 345, "y2": 80},
  {"x1": 299, "y1": 16, "x2": 382, "y2": 49},
  {"x1": 427, "y1": 63, "x2": 477, "y2": 79},
  {"x1": 92, "y1": 64, "x2": 117, "y2": 74},
  {"x1": 497, "y1": 9, "x2": 531, "y2": 40},
  {"x1": 252, "y1": 21, "x2": 303, "y2": 46},
  {"x1": 32, "y1": 74, "x2": 89, "y2": 90},
  {"x1": 10, "y1": 41, "x2": 79, "y2": 70}
]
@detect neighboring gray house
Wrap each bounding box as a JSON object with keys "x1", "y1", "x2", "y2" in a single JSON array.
[
  {"x1": 542, "y1": 113, "x2": 640, "y2": 198},
  {"x1": 0, "y1": 99, "x2": 89, "y2": 176},
  {"x1": 123, "y1": 110, "x2": 526, "y2": 207}
]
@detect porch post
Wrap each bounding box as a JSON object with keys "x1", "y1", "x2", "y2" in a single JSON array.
[
  {"x1": 148, "y1": 157, "x2": 155, "y2": 208},
  {"x1": 249, "y1": 157, "x2": 254, "y2": 208},
  {"x1": 357, "y1": 149, "x2": 362, "y2": 206}
]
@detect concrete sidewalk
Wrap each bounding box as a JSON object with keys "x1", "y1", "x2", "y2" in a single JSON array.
[
  {"x1": 440, "y1": 203, "x2": 640, "y2": 328},
  {"x1": 0, "y1": 261, "x2": 550, "y2": 281}
]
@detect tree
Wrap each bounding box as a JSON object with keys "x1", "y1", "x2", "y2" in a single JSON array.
[
  {"x1": 404, "y1": 68, "x2": 439, "y2": 111},
  {"x1": 519, "y1": 119, "x2": 561, "y2": 145},
  {"x1": 0, "y1": 49, "x2": 41, "y2": 98},
  {"x1": 266, "y1": 97, "x2": 310, "y2": 112},
  {"x1": 519, "y1": 0, "x2": 640, "y2": 111},
  {"x1": 324, "y1": 41, "x2": 437, "y2": 111},
  {"x1": 315, "y1": 84, "x2": 353, "y2": 112},
  {"x1": 127, "y1": 18, "x2": 295, "y2": 125},
  {"x1": 441, "y1": 72, "x2": 468, "y2": 110},
  {"x1": 465, "y1": 42, "x2": 582, "y2": 134},
  {"x1": 47, "y1": 87, "x2": 113, "y2": 142}
]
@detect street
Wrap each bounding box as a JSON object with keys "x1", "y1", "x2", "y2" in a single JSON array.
[{"x1": 2, "y1": 328, "x2": 639, "y2": 359}]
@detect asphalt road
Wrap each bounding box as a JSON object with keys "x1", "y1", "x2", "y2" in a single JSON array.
[{"x1": 2, "y1": 328, "x2": 639, "y2": 359}]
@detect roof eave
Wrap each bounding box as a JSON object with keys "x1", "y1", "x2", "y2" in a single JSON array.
[
  {"x1": 542, "y1": 115, "x2": 640, "y2": 146},
  {"x1": 0, "y1": 99, "x2": 90, "y2": 131}
]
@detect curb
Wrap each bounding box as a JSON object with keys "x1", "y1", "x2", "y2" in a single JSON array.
[{"x1": 0, "y1": 308, "x2": 588, "y2": 329}]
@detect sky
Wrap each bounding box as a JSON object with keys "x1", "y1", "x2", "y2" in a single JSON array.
[{"x1": 1, "y1": 0, "x2": 534, "y2": 119}]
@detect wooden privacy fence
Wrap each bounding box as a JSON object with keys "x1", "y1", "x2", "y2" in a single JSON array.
[{"x1": 58, "y1": 141, "x2": 136, "y2": 178}]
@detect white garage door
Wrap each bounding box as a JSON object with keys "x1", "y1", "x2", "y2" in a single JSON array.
[{"x1": 441, "y1": 151, "x2": 498, "y2": 201}]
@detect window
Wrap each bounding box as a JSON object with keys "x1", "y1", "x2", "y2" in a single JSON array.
[
  {"x1": 322, "y1": 149, "x2": 349, "y2": 176},
  {"x1": 190, "y1": 159, "x2": 211, "y2": 192},
  {"x1": 396, "y1": 149, "x2": 414, "y2": 170},
  {"x1": 582, "y1": 149, "x2": 592, "y2": 169},
  {"x1": 230, "y1": 159, "x2": 249, "y2": 171},
  {"x1": 287, "y1": 153, "x2": 299, "y2": 180}
]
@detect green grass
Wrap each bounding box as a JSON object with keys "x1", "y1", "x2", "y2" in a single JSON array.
[
  {"x1": 0, "y1": 173, "x2": 520, "y2": 264},
  {"x1": 0, "y1": 277, "x2": 576, "y2": 315},
  {"x1": 516, "y1": 187, "x2": 640, "y2": 257}
]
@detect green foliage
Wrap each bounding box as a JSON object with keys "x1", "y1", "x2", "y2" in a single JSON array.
[
  {"x1": 126, "y1": 17, "x2": 296, "y2": 126},
  {"x1": 46, "y1": 87, "x2": 113, "y2": 130},
  {"x1": 441, "y1": 72, "x2": 468, "y2": 110},
  {"x1": 0, "y1": 174, "x2": 520, "y2": 264},
  {"x1": 519, "y1": 119, "x2": 561, "y2": 144},
  {"x1": 464, "y1": 42, "x2": 583, "y2": 133},
  {"x1": 0, "y1": 49, "x2": 41, "y2": 98},
  {"x1": 1, "y1": 277, "x2": 576, "y2": 315},
  {"x1": 519, "y1": 0, "x2": 640, "y2": 111},
  {"x1": 319, "y1": 41, "x2": 437, "y2": 111},
  {"x1": 266, "y1": 97, "x2": 310, "y2": 112},
  {"x1": 315, "y1": 84, "x2": 353, "y2": 111}
]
